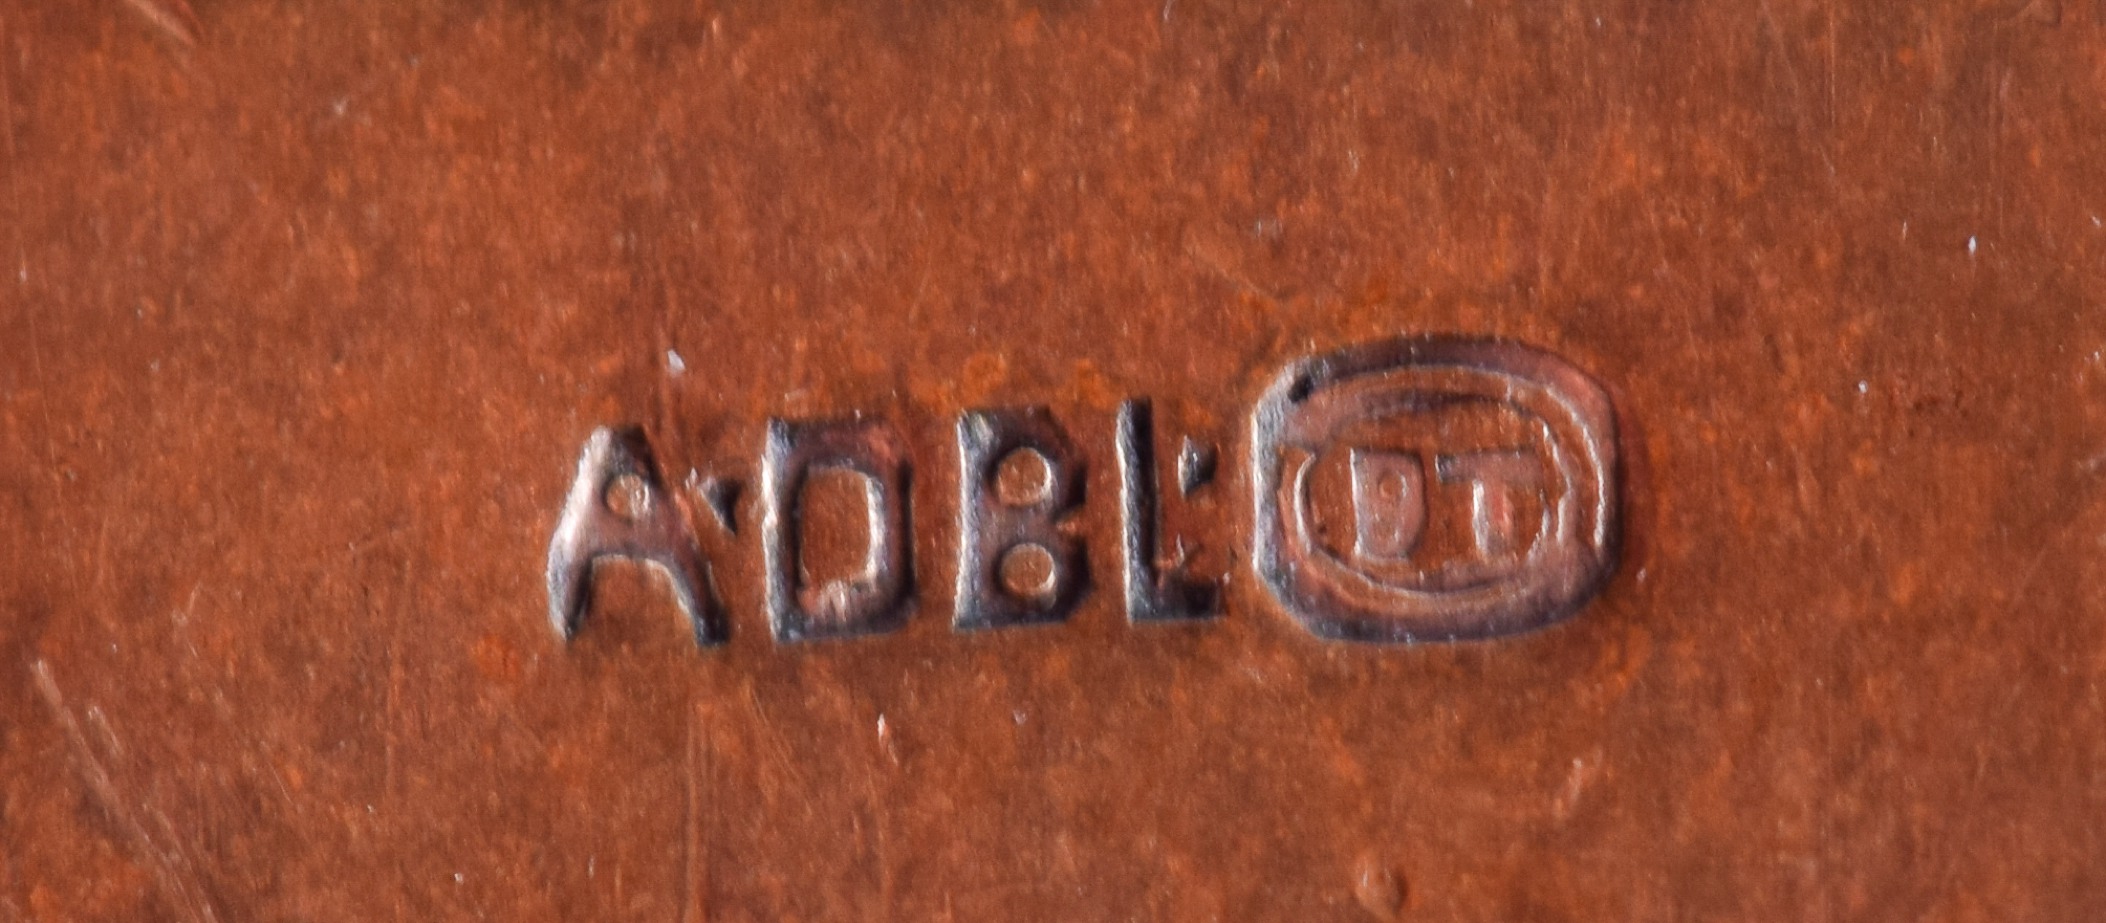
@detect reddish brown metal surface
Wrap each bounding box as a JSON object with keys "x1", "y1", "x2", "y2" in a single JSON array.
[{"x1": 5, "y1": 1, "x2": 2106, "y2": 919}]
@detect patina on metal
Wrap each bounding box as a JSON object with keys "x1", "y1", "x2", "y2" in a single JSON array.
[{"x1": 4, "y1": 0, "x2": 2106, "y2": 920}]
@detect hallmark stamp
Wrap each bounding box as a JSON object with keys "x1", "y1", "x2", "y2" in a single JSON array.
[
  {"x1": 546, "y1": 428, "x2": 721, "y2": 645},
  {"x1": 1250, "y1": 337, "x2": 1619, "y2": 641},
  {"x1": 544, "y1": 336, "x2": 1620, "y2": 648},
  {"x1": 1116, "y1": 399, "x2": 1221, "y2": 622},
  {"x1": 953, "y1": 409, "x2": 1089, "y2": 630},
  {"x1": 760, "y1": 418, "x2": 913, "y2": 642}
]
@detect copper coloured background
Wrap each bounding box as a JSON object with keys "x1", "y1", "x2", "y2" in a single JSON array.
[{"x1": 4, "y1": 1, "x2": 2105, "y2": 920}]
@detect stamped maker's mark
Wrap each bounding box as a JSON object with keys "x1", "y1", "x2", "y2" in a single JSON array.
[
  {"x1": 546, "y1": 428, "x2": 721, "y2": 645},
  {"x1": 546, "y1": 336, "x2": 1620, "y2": 646},
  {"x1": 1251, "y1": 338, "x2": 1618, "y2": 641}
]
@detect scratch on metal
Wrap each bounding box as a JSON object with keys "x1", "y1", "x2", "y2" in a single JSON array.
[{"x1": 32, "y1": 660, "x2": 222, "y2": 923}]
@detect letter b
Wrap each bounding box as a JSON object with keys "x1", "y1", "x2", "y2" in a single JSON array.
[{"x1": 955, "y1": 408, "x2": 1087, "y2": 630}]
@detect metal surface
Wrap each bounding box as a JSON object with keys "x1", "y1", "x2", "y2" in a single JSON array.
[{"x1": 5, "y1": 0, "x2": 2106, "y2": 919}]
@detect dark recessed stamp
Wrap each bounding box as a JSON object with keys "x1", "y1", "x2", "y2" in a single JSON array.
[
  {"x1": 546, "y1": 427, "x2": 721, "y2": 646},
  {"x1": 1249, "y1": 337, "x2": 1619, "y2": 642},
  {"x1": 546, "y1": 336, "x2": 1620, "y2": 648}
]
